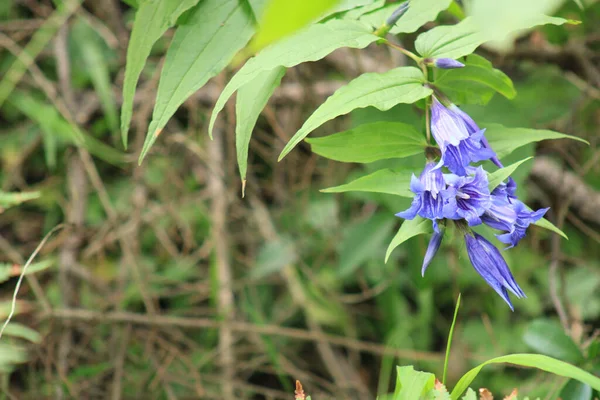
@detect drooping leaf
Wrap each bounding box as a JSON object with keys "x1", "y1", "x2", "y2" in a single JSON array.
[
  {"x1": 434, "y1": 54, "x2": 516, "y2": 105},
  {"x1": 280, "y1": 67, "x2": 431, "y2": 160},
  {"x1": 450, "y1": 354, "x2": 600, "y2": 400},
  {"x1": 208, "y1": 19, "x2": 380, "y2": 138},
  {"x1": 251, "y1": 0, "x2": 342, "y2": 51},
  {"x1": 416, "y1": 14, "x2": 571, "y2": 60},
  {"x1": 140, "y1": 0, "x2": 262, "y2": 162},
  {"x1": 523, "y1": 319, "x2": 584, "y2": 364},
  {"x1": 338, "y1": 213, "x2": 394, "y2": 277},
  {"x1": 393, "y1": 366, "x2": 436, "y2": 399},
  {"x1": 386, "y1": 217, "x2": 432, "y2": 263},
  {"x1": 484, "y1": 124, "x2": 588, "y2": 160},
  {"x1": 307, "y1": 122, "x2": 426, "y2": 163},
  {"x1": 487, "y1": 157, "x2": 533, "y2": 191},
  {"x1": 321, "y1": 168, "x2": 413, "y2": 198},
  {"x1": 236, "y1": 67, "x2": 285, "y2": 182},
  {"x1": 0, "y1": 260, "x2": 53, "y2": 284},
  {"x1": 120, "y1": 0, "x2": 200, "y2": 147}
]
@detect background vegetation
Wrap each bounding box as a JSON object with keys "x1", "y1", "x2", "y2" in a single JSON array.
[{"x1": 0, "y1": 0, "x2": 599, "y2": 399}]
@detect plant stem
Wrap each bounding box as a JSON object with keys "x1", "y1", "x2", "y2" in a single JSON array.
[{"x1": 383, "y1": 41, "x2": 422, "y2": 64}]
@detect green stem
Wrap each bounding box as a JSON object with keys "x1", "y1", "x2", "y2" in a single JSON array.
[
  {"x1": 443, "y1": 293, "x2": 461, "y2": 385},
  {"x1": 383, "y1": 41, "x2": 422, "y2": 64}
]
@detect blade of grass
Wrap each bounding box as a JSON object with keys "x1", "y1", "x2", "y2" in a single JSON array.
[{"x1": 443, "y1": 293, "x2": 461, "y2": 385}]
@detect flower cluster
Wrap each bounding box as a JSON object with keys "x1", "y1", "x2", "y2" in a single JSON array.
[{"x1": 397, "y1": 96, "x2": 548, "y2": 310}]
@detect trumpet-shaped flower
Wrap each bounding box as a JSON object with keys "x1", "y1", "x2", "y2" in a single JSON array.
[
  {"x1": 442, "y1": 167, "x2": 491, "y2": 226},
  {"x1": 396, "y1": 162, "x2": 445, "y2": 222},
  {"x1": 464, "y1": 232, "x2": 526, "y2": 310},
  {"x1": 431, "y1": 97, "x2": 495, "y2": 175}
]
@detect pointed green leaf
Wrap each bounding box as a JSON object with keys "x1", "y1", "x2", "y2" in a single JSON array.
[
  {"x1": 450, "y1": 354, "x2": 600, "y2": 400},
  {"x1": 487, "y1": 157, "x2": 533, "y2": 191},
  {"x1": 236, "y1": 67, "x2": 285, "y2": 181},
  {"x1": 484, "y1": 124, "x2": 588, "y2": 160},
  {"x1": 120, "y1": 0, "x2": 200, "y2": 147},
  {"x1": 416, "y1": 14, "x2": 571, "y2": 60},
  {"x1": 307, "y1": 122, "x2": 426, "y2": 163},
  {"x1": 208, "y1": 19, "x2": 380, "y2": 138},
  {"x1": 386, "y1": 217, "x2": 432, "y2": 263},
  {"x1": 140, "y1": 0, "x2": 263, "y2": 162},
  {"x1": 534, "y1": 217, "x2": 568, "y2": 240},
  {"x1": 251, "y1": 0, "x2": 341, "y2": 51},
  {"x1": 523, "y1": 319, "x2": 584, "y2": 364},
  {"x1": 280, "y1": 67, "x2": 431, "y2": 160},
  {"x1": 435, "y1": 54, "x2": 516, "y2": 105},
  {"x1": 322, "y1": 168, "x2": 413, "y2": 198}
]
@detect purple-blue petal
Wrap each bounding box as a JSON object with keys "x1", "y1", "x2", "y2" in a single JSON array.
[
  {"x1": 422, "y1": 227, "x2": 444, "y2": 276},
  {"x1": 434, "y1": 58, "x2": 465, "y2": 69}
]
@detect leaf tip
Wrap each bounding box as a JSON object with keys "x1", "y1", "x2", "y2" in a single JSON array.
[{"x1": 241, "y1": 180, "x2": 247, "y2": 198}]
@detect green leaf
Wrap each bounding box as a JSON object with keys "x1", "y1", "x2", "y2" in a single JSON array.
[
  {"x1": 460, "y1": 388, "x2": 477, "y2": 400},
  {"x1": 0, "y1": 260, "x2": 53, "y2": 284},
  {"x1": 208, "y1": 19, "x2": 379, "y2": 138},
  {"x1": 120, "y1": 0, "x2": 200, "y2": 147},
  {"x1": 386, "y1": 217, "x2": 432, "y2": 263},
  {"x1": 390, "y1": 0, "x2": 452, "y2": 34},
  {"x1": 523, "y1": 319, "x2": 585, "y2": 364},
  {"x1": 393, "y1": 366, "x2": 436, "y2": 399},
  {"x1": 0, "y1": 323, "x2": 41, "y2": 343},
  {"x1": 560, "y1": 380, "x2": 593, "y2": 400},
  {"x1": 280, "y1": 67, "x2": 431, "y2": 160},
  {"x1": 307, "y1": 122, "x2": 426, "y2": 163},
  {"x1": 321, "y1": 168, "x2": 413, "y2": 198},
  {"x1": 71, "y1": 18, "x2": 119, "y2": 135},
  {"x1": 484, "y1": 124, "x2": 588, "y2": 160},
  {"x1": 338, "y1": 213, "x2": 394, "y2": 277},
  {"x1": 416, "y1": 14, "x2": 571, "y2": 60},
  {"x1": 140, "y1": 0, "x2": 262, "y2": 162},
  {"x1": 487, "y1": 157, "x2": 533, "y2": 191},
  {"x1": 9, "y1": 91, "x2": 127, "y2": 165},
  {"x1": 236, "y1": 67, "x2": 285, "y2": 181},
  {"x1": 450, "y1": 354, "x2": 600, "y2": 400},
  {"x1": 0, "y1": 191, "x2": 40, "y2": 209},
  {"x1": 251, "y1": 0, "x2": 341, "y2": 51},
  {"x1": 434, "y1": 54, "x2": 516, "y2": 105},
  {"x1": 534, "y1": 217, "x2": 568, "y2": 240}
]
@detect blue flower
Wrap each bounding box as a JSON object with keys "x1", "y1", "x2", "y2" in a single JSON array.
[
  {"x1": 431, "y1": 97, "x2": 495, "y2": 175},
  {"x1": 442, "y1": 167, "x2": 491, "y2": 226},
  {"x1": 464, "y1": 232, "x2": 526, "y2": 310},
  {"x1": 432, "y1": 58, "x2": 465, "y2": 69},
  {"x1": 482, "y1": 180, "x2": 549, "y2": 248},
  {"x1": 396, "y1": 162, "x2": 445, "y2": 222},
  {"x1": 385, "y1": 1, "x2": 409, "y2": 27},
  {"x1": 496, "y1": 201, "x2": 549, "y2": 248},
  {"x1": 481, "y1": 182, "x2": 517, "y2": 232},
  {"x1": 448, "y1": 104, "x2": 503, "y2": 168}
]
